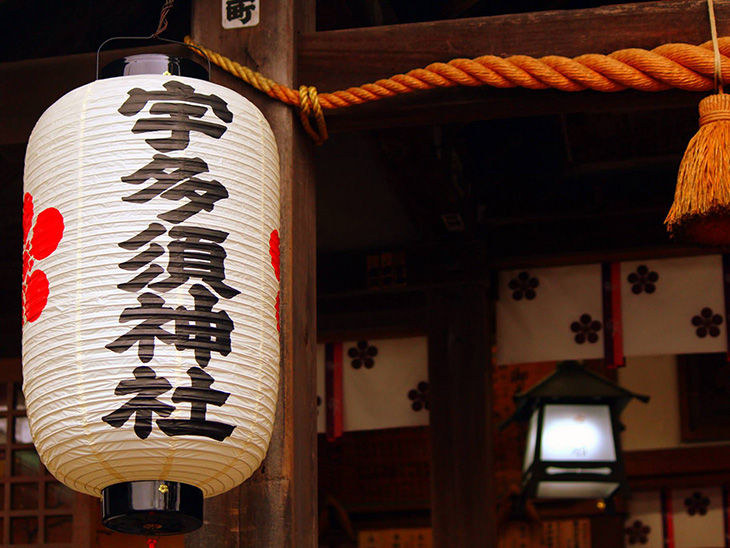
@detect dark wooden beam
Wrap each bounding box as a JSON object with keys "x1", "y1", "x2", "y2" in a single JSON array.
[
  {"x1": 185, "y1": 1, "x2": 317, "y2": 548},
  {"x1": 490, "y1": 243, "x2": 724, "y2": 271},
  {"x1": 300, "y1": 0, "x2": 730, "y2": 91},
  {"x1": 298, "y1": 0, "x2": 730, "y2": 131},
  {"x1": 318, "y1": 289, "x2": 429, "y2": 342},
  {"x1": 3, "y1": 1, "x2": 729, "y2": 138},
  {"x1": 626, "y1": 445, "x2": 730, "y2": 489},
  {"x1": 428, "y1": 285, "x2": 496, "y2": 548},
  {"x1": 0, "y1": 44, "x2": 188, "y2": 145},
  {"x1": 324, "y1": 87, "x2": 707, "y2": 133}
]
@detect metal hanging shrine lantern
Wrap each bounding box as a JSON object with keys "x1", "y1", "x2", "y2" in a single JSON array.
[
  {"x1": 22, "y1": 53, "x2": 281, "y2": 535},
  {"x1": 501, "y1": 362, "x2": 648, "y2": 501}
]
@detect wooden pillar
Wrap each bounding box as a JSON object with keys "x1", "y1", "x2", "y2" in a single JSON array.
[
  {"x1": 428, "y1": 284, "x2": 496, "y2": 548},
  {"x1": 186, "y1": 2, "x2": 317, "y2": 548}
]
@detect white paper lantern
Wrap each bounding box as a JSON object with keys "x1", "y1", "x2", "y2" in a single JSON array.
[{"x1": 23, "y1": 63, "x2": 280, "y2": 533}]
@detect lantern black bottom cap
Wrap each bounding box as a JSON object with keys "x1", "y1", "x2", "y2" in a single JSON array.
[{"x1": 102, "y1": 481, "x2": 203, "y2": 536}]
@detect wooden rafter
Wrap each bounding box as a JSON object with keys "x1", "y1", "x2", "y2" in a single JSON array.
[
  {"x1": 300, "y1": 0, "x2": 730, "y2": 91},
  {"x1": 2, "y1": 0, "x2": 730, "y2": 141}
]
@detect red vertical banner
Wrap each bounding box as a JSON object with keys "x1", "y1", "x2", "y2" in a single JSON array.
[
  {"x1": 325, "y1": 342, "x2": 343, "y2": 441},
  {"x1": 602, "y1": 262, "x2": 625, "y2": 368},
  {"x1": 661, "y1": 488, "x2": 674, "y2": 548}
]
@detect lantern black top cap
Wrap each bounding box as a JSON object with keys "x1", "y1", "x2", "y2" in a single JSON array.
[
  {"x1": 100, "y1": 53, "x2": 209, "y2": 81},
  {"x1": 501, "y1": 361, "x2": 649, "y2": 427}
]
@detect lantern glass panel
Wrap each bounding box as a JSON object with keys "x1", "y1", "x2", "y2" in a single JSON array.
[
  {"x1": 523, "y1": 408, "x2": 539, "y2": 472},
  {"x1": 536, "y1": 481, "x2": 620, "y2": 499},
  {"x1": 540, "y1": 404, "x2": 616, "y2": 462}
]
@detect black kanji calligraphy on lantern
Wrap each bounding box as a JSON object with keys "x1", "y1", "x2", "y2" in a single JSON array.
[
  {"x1": 122, "y1": 154, "x2": 229, "y2": 224},
  {"x1": 158, "y1": 366, "x2": 235, "y2": 441},
  {"x1": 119, "y1": 81, "x2": 233, "y2": 152},
  {"x1": 117, "y1": 222, "x2": 167, "y2": 292},
  {"x1": 102, "y1": 366, "x2": 174, "y2": 439},
  {"x1": 150, "y1": 226, "x2": 240, "y2": 299},
  {"x1": 174, "y1": 284, "x2": 234, "y2": 367},
  {"x1": 106, "y1": 293, "x2": 176, "y2": 362}
]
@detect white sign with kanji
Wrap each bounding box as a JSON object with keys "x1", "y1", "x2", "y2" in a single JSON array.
[{"x1": 222, "y1": 0, "x2": 259, "y2": 28}]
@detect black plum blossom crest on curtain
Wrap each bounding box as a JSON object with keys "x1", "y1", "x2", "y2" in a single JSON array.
[
  {"x1": 570, "y1": 314, "x2": 602, "y2": 344},
  {"x1": 625, "y1": 520, "x2": 650, "y2": 544},
  {"x1": 685, "y1": 491, "x2": 710, "y2": 516},
  {"x1": 408, "y1": 381, "x2": 430, "y2": 411},
  {"x1": 627, "y1": 265, "x2": 659, "y2": 294},
  {"x1": 692, "y1": 308, "x2": 723, "y2": 338},
  {"x1": 508, "y1": 271, "x2": 539, "y2": 301},
  {"x1": 348, "y1": 341, "x2": 378, "y2": 369}
]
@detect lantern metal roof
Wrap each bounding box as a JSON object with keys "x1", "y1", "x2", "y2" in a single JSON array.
[{"x1": 501, "y1": 361, "x2": 650, "y2": 428}]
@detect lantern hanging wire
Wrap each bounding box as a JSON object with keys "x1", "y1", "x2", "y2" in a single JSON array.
[{"x1": 94, "y1": 0, "x2": 211, "y2": 79}]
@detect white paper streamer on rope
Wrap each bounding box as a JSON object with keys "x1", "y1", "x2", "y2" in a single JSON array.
[
  {"x1": 22, "y1": 75, "x2": 280, "y2": 498},
  {"x1": 497, "y1": 256, "x2": 728, "y2": 366},
  {"x1": 672, "y1": 487, "x2": 724, "y2": 548},
  {"x1": 625, "y1": 490, "x2": 663, "y2": 548},
  {"x1": 315, "y1": 337, "x2": 429, "y2": 433},
  {"x1": 497, "y1": 264, "x2": 603, "y2": 366},
  {"x1": 621, "y1": 256, "x2": 725, "y2": 357}
]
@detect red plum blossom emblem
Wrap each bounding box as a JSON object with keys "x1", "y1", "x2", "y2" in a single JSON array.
[{"x1": 22, "y1": 193, "x2": 64, "y2": 324}]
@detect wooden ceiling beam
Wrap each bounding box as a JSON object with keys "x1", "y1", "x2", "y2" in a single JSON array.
[
  {"x1": 322, "y1": 87, "x2": 705, "y2": 132},
  {"x1": 2, "y1": 0, "x2": 728, "y2": 142},
  {"x1": 300, "y1": 0, "x2": 730, "y2": 91},
  {"x1": 299, "y1": 0, "x2": 729, "y2": 131}
]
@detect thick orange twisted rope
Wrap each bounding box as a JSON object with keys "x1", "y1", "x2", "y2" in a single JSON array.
[{"x1": 184, "y1": 36, "x2": 730, "y2": 142}]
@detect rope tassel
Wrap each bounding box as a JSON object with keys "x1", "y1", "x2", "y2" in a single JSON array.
[
  {"x1": 665, "y1": 0, "x2": 730, "y2": 245},
  {"x1": 665, "y1": 94, "x2": 730, "y2": 243}
]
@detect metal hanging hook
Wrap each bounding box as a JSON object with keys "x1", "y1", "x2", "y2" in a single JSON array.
[
  {"x1": 94, "y1": 0, "x2": 211, "y2": 80},
  {"x1": 95, "y1": 35, "x2": 212, "y2": 80}
]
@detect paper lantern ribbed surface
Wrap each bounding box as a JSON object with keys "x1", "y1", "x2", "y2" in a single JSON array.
[{"x1": 22, "y1": 75, "x2": 280, "y2": 499}]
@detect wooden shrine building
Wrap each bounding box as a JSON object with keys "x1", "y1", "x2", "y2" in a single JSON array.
[{"x1": 3, "y1": 1, "x2": 730, "y2": 547}]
